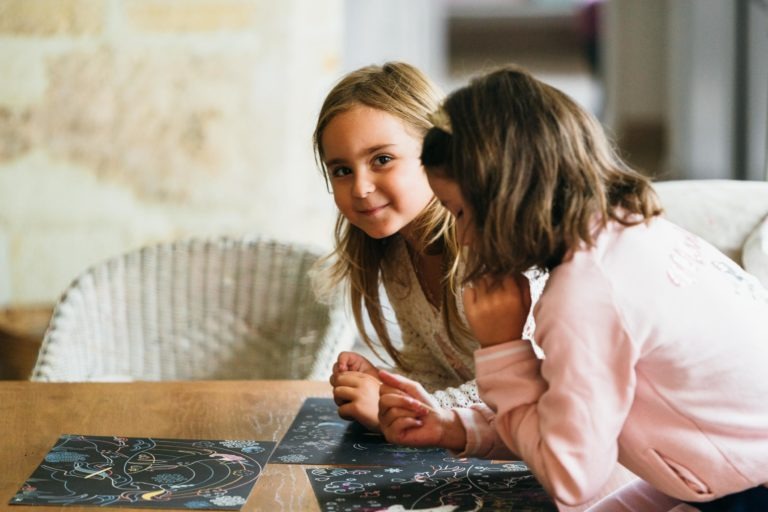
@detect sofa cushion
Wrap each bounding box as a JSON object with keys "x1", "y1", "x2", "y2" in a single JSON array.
[
  {"x1": 654, "y1": 180, "x2": 768, "y2": 266},
  {"x1": 743, "y1": 214, "x2": 768, "y2": 288}
]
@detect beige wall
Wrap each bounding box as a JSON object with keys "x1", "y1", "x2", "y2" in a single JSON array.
[{"x1": 0, "y1": 0, "x2": 343, "y2": 305}]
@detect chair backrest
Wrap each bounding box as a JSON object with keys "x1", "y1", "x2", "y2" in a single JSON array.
[
  {"x1": 31, "y1": 237, "x2": 355, "y2": 382},
  {"x1": 654, "y1": 179, "x2": 768, "y2": 268}
]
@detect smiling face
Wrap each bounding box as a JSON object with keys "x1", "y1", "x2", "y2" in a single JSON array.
[
  {"x1": 321, "y1": 105, "x2": 434, "y2": 240},
  {"x1": 427, "y1": 171, "x2": 475, "y2": 246}
]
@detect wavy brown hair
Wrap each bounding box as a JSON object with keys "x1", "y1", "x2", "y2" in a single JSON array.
[
  {"x1": 421, "y1": 65, "x2": 662, "y2": 282},
  {"x1": 313, "y1": 62, "x2": 470, "y2": 369}
]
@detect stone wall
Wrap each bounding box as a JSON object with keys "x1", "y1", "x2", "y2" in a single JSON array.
[{"x1": 0, "y1": 0, "x2": 343, "y2": 305}]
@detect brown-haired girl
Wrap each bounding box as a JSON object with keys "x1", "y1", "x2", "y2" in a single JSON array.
[{"x1": 380, "y1": 65, "x2": 768, "y2": 511}]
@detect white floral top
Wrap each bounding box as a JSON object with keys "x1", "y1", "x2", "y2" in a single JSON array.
[{"x1": 380, "y1": 236, "x2": 547, "y2": 409}]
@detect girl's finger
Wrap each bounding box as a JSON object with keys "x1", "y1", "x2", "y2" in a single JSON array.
[
  {"x1": 385, "y1": 417, "x2": 424, "y2": 443},
  {"x1": 338, "y1": 351, "x2": 358, "y2": 371},
  {"x1": 379, "y1": 406, "x2": 422, "y2": 431},
  {"x1": 378, "y1": 370, "x2": 428, "y2": 400},
  {"x1": 335, "y1": 371, "x2": 380, "y2": 386},
  {"x1": 379, "y1": 393, "x2": 428, "y2": 416},
  {"x1": 333, "y1": 385, "x2": 361, "y2": 404},
  {"x1": 333, "y1": 394, "x2": 349, "y2": 407},
  {"x1": 379, "y1": 384, "x2": 405, "y2": 397}
]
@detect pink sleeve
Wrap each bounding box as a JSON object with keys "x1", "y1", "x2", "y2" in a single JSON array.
[
  {"x1": 475, "y1": 287, "x2": 639, "y2": 507},
  {"x1": 454, "y1": 376, "x2": 640, "y2": 512},
  {"x1": 451, "y1": 404, "x2": 516, "y2": 460}
]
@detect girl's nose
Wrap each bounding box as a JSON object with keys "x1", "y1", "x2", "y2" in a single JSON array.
[{"x1": 351, "y1": 172, "x2": 375, "y2": 198}]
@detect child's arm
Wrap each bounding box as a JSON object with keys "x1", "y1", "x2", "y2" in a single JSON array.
[
  {"x1": 471, "y1": 268, "x2": 637, "y2": 507},
  {"x1": 378, "y1": 371, "x2": 518, "y2": 459},
  {"x1": 377, "y1": 370, "x2": 468, "y2": 452}
]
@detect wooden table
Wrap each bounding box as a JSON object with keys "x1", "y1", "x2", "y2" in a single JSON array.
[{"x1": 0, "y1": 380, "x2": 332, "y2": 511}]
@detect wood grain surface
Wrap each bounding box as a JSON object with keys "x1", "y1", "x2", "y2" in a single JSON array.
[{"x1": 0, "y1": 380, "x2": 333, "y2": 511}]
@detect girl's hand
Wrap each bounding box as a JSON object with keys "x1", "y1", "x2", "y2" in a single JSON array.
[
  {"x1": 330, "y1": 351, "x2": 379, "y2": 383},
  {"x1": 332, "y1": 371, "x2": 382, "y2": 431},
  {"x1": 377, "y1": 370, "x2": 467, "y2": 452},
  {"x1": 462, "y1": 274, "x2": 531, "y2": 348}
]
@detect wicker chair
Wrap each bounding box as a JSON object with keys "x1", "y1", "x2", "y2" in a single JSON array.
[{"x1": 31, "y1": 237, "x2": 355, "y2": 382}]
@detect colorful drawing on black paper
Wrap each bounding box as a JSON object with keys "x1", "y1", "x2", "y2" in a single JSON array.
[
  {"x1": 306, "y1": 460, "x2": 557, "y2": 512},
  {"x1": 10, "y1": 434, "x2": 275, "y2": 510},
  {"x1": 270, "y1": 397, "x2": 459, "y2": 466}
]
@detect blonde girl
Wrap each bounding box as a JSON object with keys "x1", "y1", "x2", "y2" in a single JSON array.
[{"x1": 314, "y1": 62, "x2": 542, "y2": 438}]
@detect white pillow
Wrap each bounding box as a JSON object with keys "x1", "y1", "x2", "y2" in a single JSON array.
[{"x1": 743, "y1": 214, "x2": 768, "y2": 289}]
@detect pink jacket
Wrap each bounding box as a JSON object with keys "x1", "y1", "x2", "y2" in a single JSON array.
[{"x1": 470, "y1": 217, "x2": 768, "y2": 507}]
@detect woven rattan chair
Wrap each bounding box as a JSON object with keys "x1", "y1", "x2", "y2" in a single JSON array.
[{"x1": 31, "y1": 237, "x2": 355, "y2": 381}]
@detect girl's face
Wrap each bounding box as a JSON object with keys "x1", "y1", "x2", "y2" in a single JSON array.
[
  {"x1": 322, "y1": 105, "x2": 434, "y2": 240},
  {"x1": 427, "y1": 172, "x2": 475, "y2": 245}
]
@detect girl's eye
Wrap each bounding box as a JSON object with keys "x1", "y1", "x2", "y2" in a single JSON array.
[
  {"x1": 374, "y1": 155, "x2": 392, "y2": 166},
  {"x1": 330, "y1": 167, "x2": 352, "y2": 178},
  {"x1": 455, "y1": 208, "x2": 464, "y2": 219}
]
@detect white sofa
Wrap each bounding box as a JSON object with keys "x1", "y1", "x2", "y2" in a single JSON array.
[{"x1": 654, "y1": 179, "x2": 768, "y2": 287}]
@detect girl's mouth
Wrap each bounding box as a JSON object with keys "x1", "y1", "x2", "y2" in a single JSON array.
[{"x1": 359, "y1": 204, "x2": 388, "y2": 216}]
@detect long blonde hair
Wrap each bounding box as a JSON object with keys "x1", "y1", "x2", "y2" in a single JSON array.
[
  {"x1": 313, "y1": 62, "x2": 468, "y2": 370},
  {"x1": 421, "y1": 65, "x2": 662, "y2": 282}
]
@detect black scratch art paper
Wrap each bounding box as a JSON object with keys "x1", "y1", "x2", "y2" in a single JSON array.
[
  {"x1": 270, "y1": 397, "x2": 454, "y2": 466},
  {"x1": 306, "y1": 460, "x2": 557, "y2": 512},
  {"x1": 10, "y1": 434, "x2": 275, "y2": 509}
]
